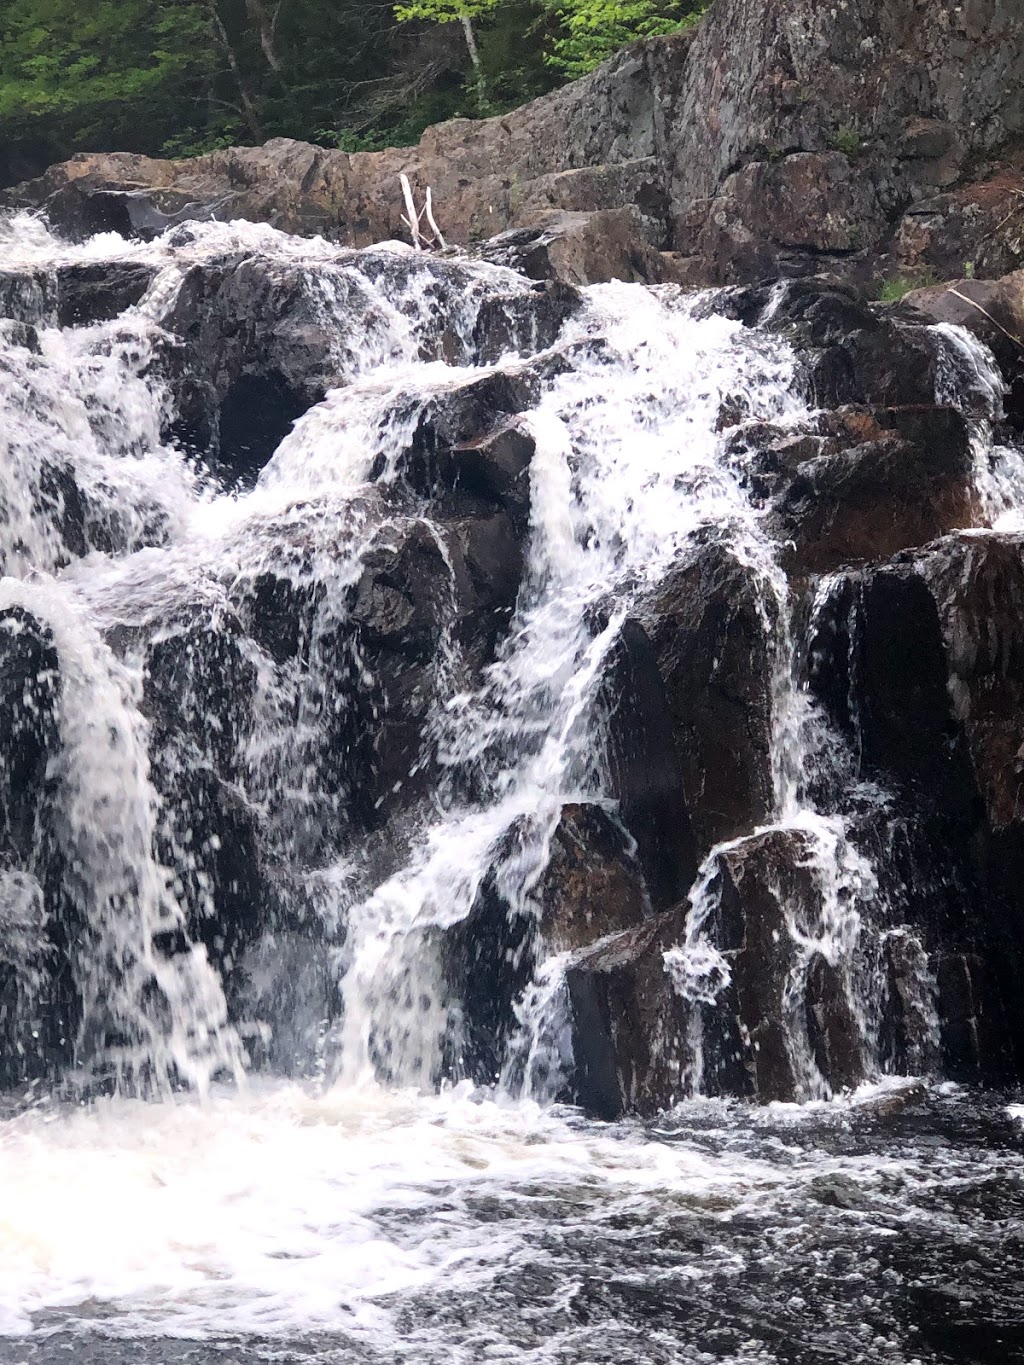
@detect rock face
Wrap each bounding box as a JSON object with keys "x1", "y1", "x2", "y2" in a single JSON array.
[
  {"x1": 807, "y1": 533, "x2": 1024, "y2": 1079},
  {"x1": 901, "y1": 271, "x2": 1024, "y2": 429},
  {"x1": 5, "y1": 1, "x2": 1023, "y2": 288}
]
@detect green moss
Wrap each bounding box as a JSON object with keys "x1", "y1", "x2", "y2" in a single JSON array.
[
  {"x1": 875, "y1": 270, "x2": 937, "y2": 303},
  {"x1": 831, "y1": 125, "x2": 862, "y2": 157}
]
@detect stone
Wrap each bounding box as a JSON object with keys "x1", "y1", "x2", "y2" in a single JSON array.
[
  {"x1": 0, "y1": 609, "x2": 68, "y2": 1088},
  {"x1": 565, "y1": 905, "x2": 691, "y2": 1118},
  {"x1": 901, "y1": 270, "x2": 1024, "y2": 429},
  {"x1": 0, "y1": 608, "x2": 61, "y2": 867},
  {"x1": 595, "y1": 617, "x2": 698, "y2": 912},
  {"x1": 446, "y1": 801, "x2": 649, "y2": 1089},
  {"x1": 701, "y1": 829, "x2": 868, "y2": 1102},
  {"x1": 765, "y1": 406, "x2": 978, "y2": 575},
  {"x1": 397, "y1": 417, "x2": 535, "y2": 534},
  {"x1": 479, "y1": 207, "x2": 666, "y2": 286},
  {"x1": 55, "y1": 261, "x2": 157, "y2": 328},
  {"x1": 636, "y1": 534, "x2": 777, "y2": 857},
  {"x1": 536, "y1": 803, "x2": 649, "y2": 952},
  {"x1": 807, "y1": 533, "x2": 1024, "y2": 1077}
]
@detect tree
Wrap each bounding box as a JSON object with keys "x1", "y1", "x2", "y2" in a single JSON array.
[
  {"x1": 0, "y1": 0, "x2": 219, "y2": 179},
  {"x1": 392, "y1": 0, "x2": 500, "y2": 97},
  {"x1": 540, "y1": 0, "x2": 706, "y2": 78}
]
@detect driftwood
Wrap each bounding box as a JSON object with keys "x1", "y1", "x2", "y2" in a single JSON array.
[{"x1": 399, "y1": 174, "x2": 447, "y2": 251}]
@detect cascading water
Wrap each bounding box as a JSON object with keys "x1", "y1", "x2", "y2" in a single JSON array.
[{"x1": 0, "y1": 212, "x2": 1022, "y2": 1363}]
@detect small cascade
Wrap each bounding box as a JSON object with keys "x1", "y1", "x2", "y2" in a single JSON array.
[{"x1": 0, "y1": 209, "x2": 1021, "y2": 1118}]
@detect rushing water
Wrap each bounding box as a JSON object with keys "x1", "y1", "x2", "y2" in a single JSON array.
[{"x1": 0, "y1": 213, "x2": 1022, "y2": 1362}]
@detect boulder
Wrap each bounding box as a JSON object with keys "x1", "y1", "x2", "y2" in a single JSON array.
[
  {"x1": 479, "y1": 207, "x2": 666, "y2": 286},
  {"x1": 0, "y1": 608, "x2": 61, "y2": 866},
  {"x1": 535, "y1": 803, "x2": 649, "y2": 951},
  {"x1": 565, "y1": 904, "x2": 691, "y2": 1118},
  {"x1": 0, "y1": 268, "x2": 56, "y2": 326},
  {"x1": 636, "y1": 534, "x2": 778, "y2": 857},
  {"x1": 0, "y1": 609, "x2": 71, "y2": 1087},
  {"x1": 566, "y1": 825, "x2": 873, "y2": 1115},
  {"x1": 445, "y1": 801, "x2": 649, "y2": 1088},
  {"x1": 901, "y1": 270, "x2": 1024, "y2": 429},
  {"x1": 764, "y1": 405, "x2": 978, "y2": 576},
  {"x1": 701, "y1": 829, "x2": 866, "y2": 1102},
  {"x1": 807, "y1": 532, "x2": 1024, "y2": 1077},
  {"x1": 157, "y1": 249, "x2": 575, "y2": 485},
  {"x1": 55, "y1": 261, "x2": 157, "y2": 328},
  {"x1": 594, "y1": 617, "x2": 698, "y2": 912}
]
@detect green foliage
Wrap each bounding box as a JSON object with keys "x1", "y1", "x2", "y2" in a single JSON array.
[
  {"x1": 539, "y1": 0, "x2": 706, "y2": 78},
  {"x1": 394, "y1": 0, "x2": 499, "y2": 23},
  {"x1": 876, "y1": 277, "x2": 914, "y2": 303},
  {"x1": 0, "y1": 0, "x2": 220, "y2": 178},
  {"x1": 831, "y1": 125, "x2": 862, "y2": 156},
  {"x1": 875, "y1": 270, "x2": 936, "y2": 302},
  {"x1": 0, "y1": 0, "x2": 708, "y2": 185}
]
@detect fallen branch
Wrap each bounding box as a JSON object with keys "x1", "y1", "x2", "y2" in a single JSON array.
[
  {"x1": 399, "y1": 174, "x2": 447, "y2": 251},
  {"x1": 948, "y1": 286, "x2": 1024, "y2": 353}
]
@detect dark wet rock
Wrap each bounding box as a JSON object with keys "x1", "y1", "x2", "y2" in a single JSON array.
[
  {"x1": 396, "y1": 416, "x2": 535, "y2": 534},
  {"x1": 0, "y1": 268, "x2": 56, "y2": 325},
  {"x1": 30, "y1": 180, "x2": 149, "y2": 242},
  {"x1": 385, "y1": 368, "x2": 548, "y2": 495},
  {"x1": 596, "y1": 618, "x2": 698, "y2": 912},
  {"x1": 848, "y1": 1077, "x2": 927, "y2": 1119},
  {"x1": 878, "y1": 929, "x2": 943, "y2": 1077},
  {"x1": 470, "y1": 278, "x2": 581, "y2": 364},
  {"x1": 636, "y1": 535, "x2": 777, "y2": 857},
  {"x1": 157, "y1": 251, "x2": 573, "y2": 484},
  {"x1": 536, "y1": 803, "x2": 649, "y2": 952},
  {"x1": 0, "y1": 608, "x2": 61, "y2": 867},
  {"x1": 565, "y1": 904, "x2": 691, "y2": 1119},
  {"x1": 808, "y1": 532, "x2": 1024, "y2": 1078},
  {"x1": 55, "y1": 261, "x2": 157, "y2": 328},
  {"x1": 764, "y1": 405, "x2": 977, "y2": 576},
  {"x1": 901, "y1": 269, "x2": 1024, "y2": 429},
  {"x1": 702, "y1": 829, "x2": 866, "y2": 1102},
  {"x1": 738, "y1": 278, "x2": 972, "y2": 413},
  {"x1": 329, "y1": 510, "x2": 524, "y2": 830},
  {"x1": 162, "y1": 254, "x2": 340, "y2": 479},
  {"x1": 808, "y1": 1172, "x2": 877, "y2": 1210},
  {"x1": 566, "y1": 826, "x2": 869, "y2": 1116},
  {"x1": 0, "y1": 609, "x2": 69, "y2": 1087},
  {"x1": 131, "y1": 609, "x2": 270, "y2": 996},
  {"x1": 234, "y1": 929, "x2": 339, "y2": 1075},
  {"x1": 446, "y1": 801, "x2": 647, "y2": 1088}
]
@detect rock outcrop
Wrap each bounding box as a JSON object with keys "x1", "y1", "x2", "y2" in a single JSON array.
[{"x1": 5, "y1": 0, "x2": 1023, "y2": 289}]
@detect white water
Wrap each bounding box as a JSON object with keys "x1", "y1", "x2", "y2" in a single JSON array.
[{"x1": 0, "y1": 214, "x2": 1021, "y2": 1353}]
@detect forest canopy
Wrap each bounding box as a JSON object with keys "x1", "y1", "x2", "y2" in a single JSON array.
[{"x1": 0, "y1": 0, "x2": 705, "y2": 185}]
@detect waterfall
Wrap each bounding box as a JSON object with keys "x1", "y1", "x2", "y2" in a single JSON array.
[
  {"x1": 0, "y1": 211, "x2": 1014, "y2": 1103},
  {"x1": 1, "y1": 208, "x2": 1022, "y2": 1358}
]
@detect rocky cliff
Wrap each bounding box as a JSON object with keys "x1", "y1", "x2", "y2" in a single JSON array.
[{"x1": 4, "y1": 0, "x2": 1023, "y2": 291}]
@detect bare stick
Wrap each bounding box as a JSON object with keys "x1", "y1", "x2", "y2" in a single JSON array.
[
  {"x1": 423, "y1": 187, "x2": 447, "y2": 250},
  {"x1": 399, "y1": 173, "x2": 421, "y2": 251}
]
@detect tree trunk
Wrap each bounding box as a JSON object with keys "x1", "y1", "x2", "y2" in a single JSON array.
[
  {"x1": 460, "y1": 14, "x2": 481, "y2": 73},
  {"x1": 460, "y1": 12, "x2": 487, "y2": 110},
  {"x1": 246, "y1": 0, "x2": 283, "y2": 73},
  {"x1": 208, "y1": 0, "x2": 263, "y2": 140}
]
